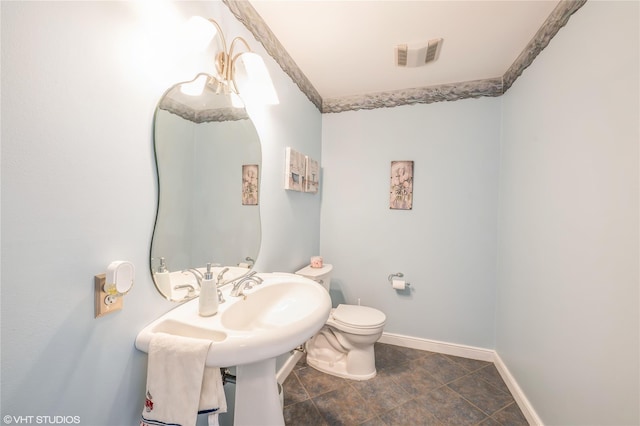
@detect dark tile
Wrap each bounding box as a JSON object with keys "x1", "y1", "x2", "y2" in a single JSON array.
[
  {"x1": 375, "y1": 343, "x2": 431, "y2": 367},
  {"x1": 283, "y1": 372, "x2": 310, "y2": 406},
  {"x1": 478, "y1": 416, "x2": 503, "y2": 426},
  {"x1": 491, "y1": 402, "x2": 529, "y2": 426},
  {"x1": 358, "y1": 415, "x2": 388, "y2": 426},
  {"x1": 284, "y1": 399, "x2": 326, "y2": 426},
  {"x1": 374, "y1": 343, "x2": 413, "y2": 370},
  {"x1": 473, "y1": 365, "x2": 511, "y2": 395},
  {"x1": 385, "y1": 360, "x2": 443, "y2": 395},
  {"x1": 296, "y1": 365, "x2": 347, "y2": 398},
  {"x1": 294, "y1": 353, "x2": 308, "y2": 370},
  {"x1": 313, "y1": 387, "x2": 371, "y2": 425},
  {"x1": 282, "y1": 346, "x2": 521, "y2": 426},
  {"x1": 419, "y1": 386, "x2": 488, "y2": 425},
  {"x1": 413, "y1": 353, "x2": 471, "y2": 384},
  {"x1": 444, "y1": 354, "x2": 492, "y2": 373},
  {"x1": 448, "y1": 374, "x2": 514, "y2": 416},
  {"x1": 392, "y1": 345, "x2": 434, "y2": 360},
  {"x1": 349, "y1": 372, "x2": 412, "y2": 415},
  {"x1": 378, "y1": 398, "x2": 443, "y2": 426}
]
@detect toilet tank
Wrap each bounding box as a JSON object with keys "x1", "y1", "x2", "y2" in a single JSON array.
[{"x1": 295, "y1": 263, "x2": 333, "y2": 292}]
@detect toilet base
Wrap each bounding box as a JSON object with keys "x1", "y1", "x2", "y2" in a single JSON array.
[
  {"x1": 303, "y1": 304, "x2": 386, "y2": 381},
  {"x1": 305, "y1": 334, "x2": 378, "y2": 381},
  {"x1": 306, "y1": 352, "x2": 377, "y2": 381}
]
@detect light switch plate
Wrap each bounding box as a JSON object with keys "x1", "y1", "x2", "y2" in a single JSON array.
[{"x1": 95, "y1": 273, "x2": 123, "y2": 318}]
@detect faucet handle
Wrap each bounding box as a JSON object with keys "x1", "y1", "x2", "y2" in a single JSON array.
[{"x1": 217, "y1": 267, "x2": 230, "y2": 283}]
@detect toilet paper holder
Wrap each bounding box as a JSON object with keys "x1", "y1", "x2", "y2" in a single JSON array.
[{"x1": 388, "y1": 272, "x2": 411, "y2": 288}]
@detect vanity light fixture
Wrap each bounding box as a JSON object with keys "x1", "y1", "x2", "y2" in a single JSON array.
[{"x1": 181, "y1": 16, "x2": 279, "y2": 105}]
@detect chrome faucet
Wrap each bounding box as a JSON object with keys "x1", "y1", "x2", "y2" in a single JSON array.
[
  {"x1": 230, "y1": 271, "x2": 263, "y2": 297},
  {"x1": 214, "y1": 267, "x2": 230, "y2": 304},
  {"x1": 182, "y1": 268, "x2": 203, "y2": 288},
  {"x1": 173, "y1": 284, "x2": 196, "y2": 299},
  {"x1": 216, "y1": 287, "x2": 226, "y2": 304},
  {"x1": 217, "y1": 267, "x2": 230, "y2": 284}
]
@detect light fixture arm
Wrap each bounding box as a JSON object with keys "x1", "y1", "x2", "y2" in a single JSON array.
[
  {"x1": 207, "y1": 19, "x2": 254, "y2": 95},
  {"x1": 187, "y1": 17, "x2": 278, "y2": 104},
  {"x1": 228, "y1": 37, "x2": 254, "y2": 93},
  {"x1": 229, "y1": 36, "x2": 253, "y2": 60},
  {"x1": 205, "y1": 18, "x2": 230, "y2": 85}
]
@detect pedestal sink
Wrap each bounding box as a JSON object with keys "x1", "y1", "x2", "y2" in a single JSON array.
[{"x1": 135, "y1": 272, "x2": 331, "y2": 425}]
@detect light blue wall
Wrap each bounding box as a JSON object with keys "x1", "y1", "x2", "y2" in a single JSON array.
[
  {"x1": 2, "y1": 1, "x2": 638, "y2": 425},
  {"x1": 320, "y1": 98, "x2": 501, "y2": 348},
  {"x1": 496, "y1": 2, "x2": 639, "y2": 425},
  {"x1": 320, "y1": 3, "x2": 639, "y2": 424},
  {"x1": 0, "y1": 1, "x2": 320, "y2": 425}
]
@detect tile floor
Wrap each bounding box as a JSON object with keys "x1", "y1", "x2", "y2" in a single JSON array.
[{"x1": 282, "y1": 343, "x2": 528, "y2": 425}]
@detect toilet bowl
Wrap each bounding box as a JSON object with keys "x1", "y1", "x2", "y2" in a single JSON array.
[{"x1": 295, "y1": 264, "x2": 386, "y2": 380}]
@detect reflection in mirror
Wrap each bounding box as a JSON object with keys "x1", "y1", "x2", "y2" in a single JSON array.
[{"x1": 150, "y1": 74, "x2": 261, "y2": 301}]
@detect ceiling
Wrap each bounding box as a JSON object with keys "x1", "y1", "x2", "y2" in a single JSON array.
[{"x1": 249, "y1": 0, "x2": 561, "y2": 101}]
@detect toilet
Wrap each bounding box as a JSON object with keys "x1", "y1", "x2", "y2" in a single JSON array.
[{"x1": 295, "y1": 264, "x2": 386, "y2": 380}]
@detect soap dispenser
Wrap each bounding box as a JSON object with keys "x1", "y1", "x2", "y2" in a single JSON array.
[
  {"x1": 199, "y1": 263, "x2": 218, "y2": 316},
  {"x1": 154, "y1": 257, "x2": 172, "y2": 300}
]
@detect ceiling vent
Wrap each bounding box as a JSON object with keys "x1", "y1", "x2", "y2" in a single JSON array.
[{"x1": 395, "y1": 38, "x2": 443, "y2": 67}]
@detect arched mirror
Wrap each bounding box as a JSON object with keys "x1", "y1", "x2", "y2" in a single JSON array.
[{"x1": 150, "y1": 73, "x2": 261, "y2": 301}]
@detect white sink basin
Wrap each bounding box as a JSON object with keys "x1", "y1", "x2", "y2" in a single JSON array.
[
  {"x1": 136, "y1": 272, "x2": 331, "y2": 425},
  {"x1": 221, "y1": 281, "x2": 322, "y2": 331},
  {"x1": 135, "y1": 272, "x2": 331, "y2": 367}
]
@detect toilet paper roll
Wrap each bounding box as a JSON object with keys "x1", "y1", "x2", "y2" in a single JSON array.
[
  {"x1": 392, "y1": 279, "x2": 406, "y2": 290},
  {"x1": 238, "y1": 262, "x2": 251, "y2": 268}
]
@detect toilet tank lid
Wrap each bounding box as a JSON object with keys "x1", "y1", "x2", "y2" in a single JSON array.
[
  {"x1": 295, "y1": 263, "x2": 333, "y2": 278},
  {"x1": 333, "y1": 304, "x2": 386, "y2": 327}
]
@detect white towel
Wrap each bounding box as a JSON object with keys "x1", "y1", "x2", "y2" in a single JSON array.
[
  {"x1": 140, "y1": 333, "x2": 227, "y2": 426},
  {"x1": 199, "y1": 367, "x2": 227, "y2": 426}
]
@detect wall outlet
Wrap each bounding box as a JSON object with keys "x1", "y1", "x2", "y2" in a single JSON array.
[{"x1": 94, "y1": 273, "x2": 123, "y2": 318}]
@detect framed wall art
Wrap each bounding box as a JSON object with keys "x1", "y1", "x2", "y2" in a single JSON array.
[
  {"x1": 242, "y1": 164, "x2": 259, "y2": 205},
  {"x1": 284, "y1": 147, "x2": 306, "y2": 191},
  {"x1": 305, "y1": 156, "x2": 319, "y2": 193},
  {"x1": 389, "y1": 160, "x2": 414, "y2": 210}
]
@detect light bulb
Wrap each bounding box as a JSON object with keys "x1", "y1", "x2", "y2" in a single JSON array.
[{"x1": 234, "y1": 52, "x2": 279, "y2": 105}]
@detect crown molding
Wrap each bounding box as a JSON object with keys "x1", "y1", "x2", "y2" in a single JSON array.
[
  {"x1": 503, "y1": 0, "x2": 587, "y2": 92},
  {"x1": 322, "y1": 78, "x2": 503, "y2": 113},
  {"x1": 225, "y1": 0, "x2": 586, "y2": 114},
  {"x1": 223, "y1": 0, "x2": 323, "y2": 111}
]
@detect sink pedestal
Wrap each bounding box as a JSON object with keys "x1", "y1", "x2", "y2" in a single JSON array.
[
  {"x1": 135, "y1": 274, "x2": 333, "y2": 425},
  {"x1": 235, "y1": 358, "x2": 284, "y2": 426}
]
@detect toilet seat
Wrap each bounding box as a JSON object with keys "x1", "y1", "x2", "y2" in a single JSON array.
[{"x1": 328, "y1": 304, "x2": 386, "y2": 332}]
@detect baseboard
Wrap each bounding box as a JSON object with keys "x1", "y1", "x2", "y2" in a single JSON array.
[
  {"x1": 493, "y1": 352, "x2": 543, "y2": 426},
  {"x1": 379, "y1": 332, "x2": 543, "y2": 425},
  {"x1": 379, "y1": 332, "x2": 495, "y2": 362},
  {"x1": 276, "y1": 348, "x2": 305, "y2": 384}
]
